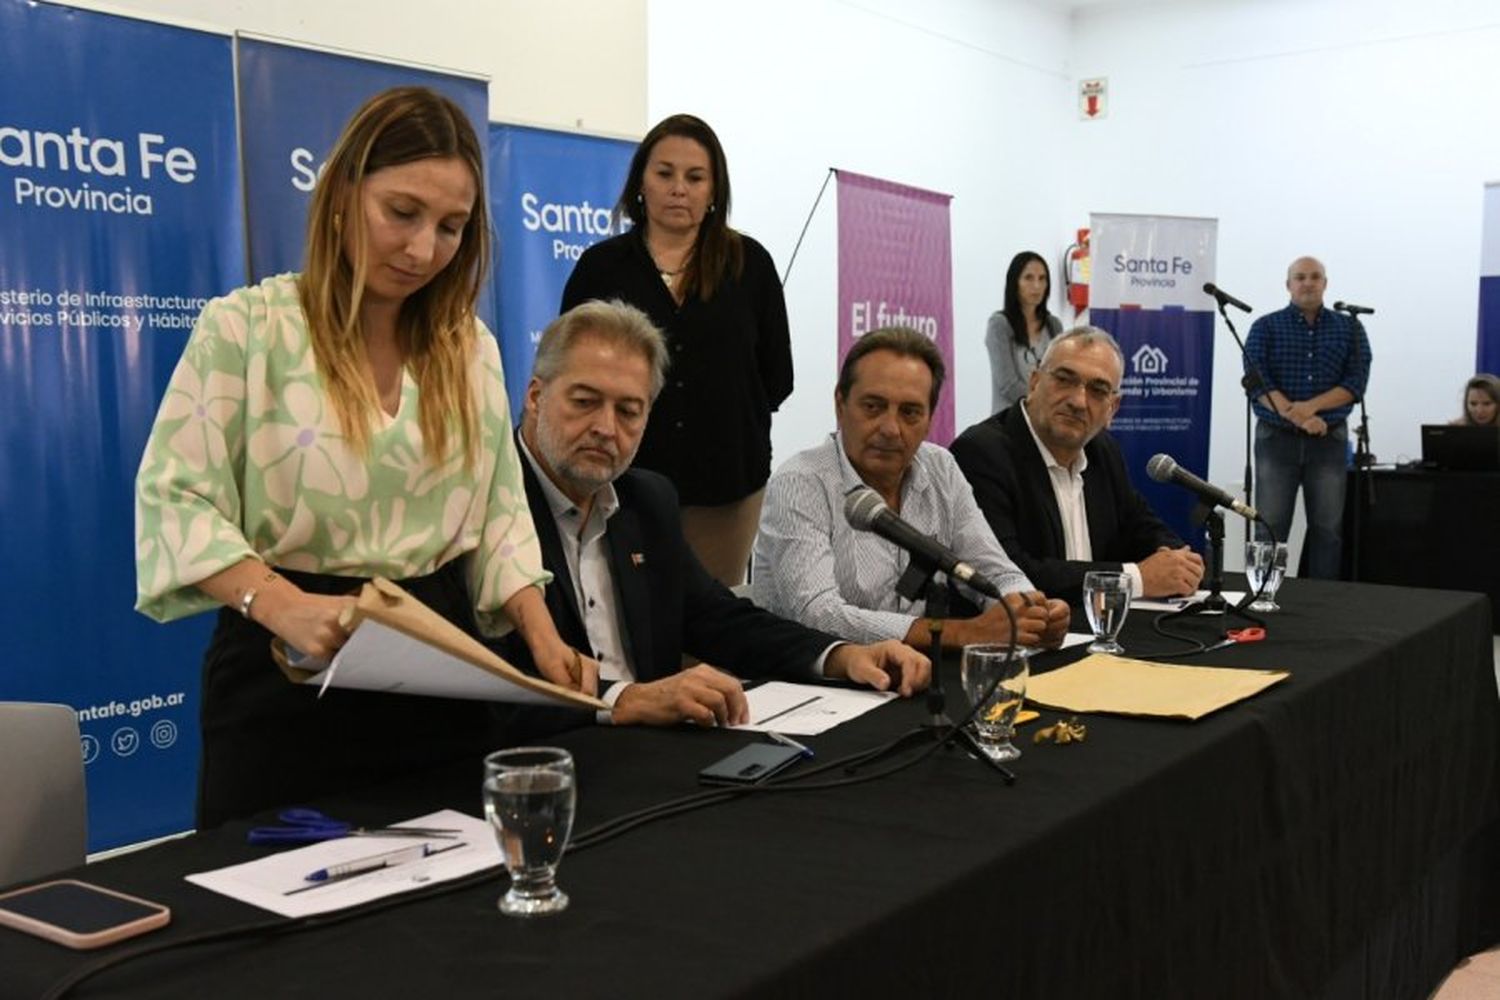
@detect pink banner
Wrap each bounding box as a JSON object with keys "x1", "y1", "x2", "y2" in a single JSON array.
[{"x1": 836, "y1": 169, "x2": 956, "y2": 443}]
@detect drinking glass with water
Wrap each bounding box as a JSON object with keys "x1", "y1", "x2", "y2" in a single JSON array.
[
  {"x1": 1245, "y1": 541, "x2": 1288, "y2": 612},
  {"x1": 483, "y1": 747, "x2": 576, "y2": 916},
  {"x1": 961, "y1": 643, "x2": 1030, "y2": 762},
  {"x1": 1083, "y1": 570, "x2": 1131, "y2": 654}
]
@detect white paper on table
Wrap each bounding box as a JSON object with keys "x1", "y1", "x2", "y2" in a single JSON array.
[
  {"x1": 732, "y1": 681, "x2": 895, "y2": 736},
  {"x1": 1133, "y1": 590, "x2": 1247, "y2": 613},
  {"x1": 1060, "y1": 632, "x2": 1095, "y2": 650},
  {"x1": 185, "y1": 809, "x2": 501, "y2": 918}
]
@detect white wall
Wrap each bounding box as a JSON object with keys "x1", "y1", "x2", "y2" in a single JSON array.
[
  {"x1": 1066, "y1": 0, "x2": 1500, "y2": 484},
  {"x1": 71, "y1": 0, "x2": 647, "y2": 135},
  {"x1": 72, "y1": 0, "x2": 1500, "y2": 561},
  {"x1": 648, "y1": 0, "x2": 1076, "y2": 467}
]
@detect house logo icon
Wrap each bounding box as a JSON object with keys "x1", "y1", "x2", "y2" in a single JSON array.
[{"x1": 1132, "y1": 344, "x2": 1169, "y2": 375}]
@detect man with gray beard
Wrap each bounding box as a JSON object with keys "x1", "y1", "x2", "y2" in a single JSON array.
[{"x1": 499, "y1": 299, "x2": 929, "y2": 727}]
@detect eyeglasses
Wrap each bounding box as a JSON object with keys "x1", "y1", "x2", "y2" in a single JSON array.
[{"x1": 1042, "y1": 367, "x2": 1119, "y2": 402}]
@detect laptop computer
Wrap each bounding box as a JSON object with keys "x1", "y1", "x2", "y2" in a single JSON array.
[{"x1": 1420, "y1": 424, "x2": 1500, "y2": 471}]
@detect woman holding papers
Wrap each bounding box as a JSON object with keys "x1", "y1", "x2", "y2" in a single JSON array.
[{"x1": 134, "y1": 88, "x2": 592, "y2": 827}]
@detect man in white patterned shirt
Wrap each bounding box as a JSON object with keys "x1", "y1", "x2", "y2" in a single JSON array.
[{"x1": 753, "y1": 327, "x2": 1070, "y2": 651}]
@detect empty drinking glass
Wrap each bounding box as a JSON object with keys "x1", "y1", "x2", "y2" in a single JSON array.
[
  {"x1": 1245, "y1": 541, "x2": 1288, "y2": 612},
  {"x1": 483, "y1": 747, "x2": 576, "y2": 916},
  {"x1": 960, "y1": 644, "x2": 1030, "y2": 762},
  {"x1": 1083, "y1": 570, "x2": 1131, "y2": 654}
]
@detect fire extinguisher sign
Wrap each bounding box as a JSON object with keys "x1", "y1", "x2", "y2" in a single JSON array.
[{"x1": 1080, "y1": 78, "x2": 1108, "y2": 120}]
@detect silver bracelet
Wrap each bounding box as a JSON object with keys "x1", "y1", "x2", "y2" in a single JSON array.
[{"x1": 238, "y1": 587, "x2": 258, "y2": 620}]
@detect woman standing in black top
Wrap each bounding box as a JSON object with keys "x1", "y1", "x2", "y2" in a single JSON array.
[{"x1": 561, "y1": 114, "x2": 792, "y2": 586}]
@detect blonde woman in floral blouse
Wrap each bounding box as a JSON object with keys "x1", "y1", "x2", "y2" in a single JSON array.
[{"x1": 135, "y1": 88, "x2": 594, "y2": 827}]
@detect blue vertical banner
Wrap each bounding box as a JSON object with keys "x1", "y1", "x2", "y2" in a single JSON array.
[
  {"x1": 236, "y1": 37, "x2": 489, "y2": 293},
  {"x1": 1088, "y1": 213, "x2": 1218, "y2": 544},
  {"x1": 0, "y1": 1, "x2": 243, "y2": 848},
  {"x1": 488, "y1": 124, "x2": 635, "y2": 414},
  {"x1": 1477, "y1": 183, "x2": 1500, "y2": 375}
]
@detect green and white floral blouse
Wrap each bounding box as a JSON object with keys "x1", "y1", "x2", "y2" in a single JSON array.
[{"x1": 134, "y1": 273, "x2": 547, "y2": 635}]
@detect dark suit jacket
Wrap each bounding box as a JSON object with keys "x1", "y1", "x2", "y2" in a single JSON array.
[
  {"x1": 950, "y1": 404, "x2": 1182, "y2": 604},
  {"x1": 499, "y1": 441, "x2": 840, "y2": 704}
]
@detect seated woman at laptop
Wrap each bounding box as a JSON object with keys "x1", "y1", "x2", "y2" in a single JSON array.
[{"x1": 1453, "y1": 373, "x2": 1499, "y2": 426}]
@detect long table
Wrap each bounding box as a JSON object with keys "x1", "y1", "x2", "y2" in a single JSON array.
[
  {"x1": 1343, "y1": 466, "x2": 1500, "y2": 631},
  {"x1": 5, "y1": 580, "x2": 1498, "y2": 999}
]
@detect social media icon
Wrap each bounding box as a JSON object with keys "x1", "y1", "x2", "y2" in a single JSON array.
[
  {"x1": 81, "y1": 734, "x2": 100, "y2": 765},
  {"x1": 111, "y1": 726, "x2": 139, "y2": 758},
  {"x1": 149, "y1": 719, "x2": 177, "y2": 750}
]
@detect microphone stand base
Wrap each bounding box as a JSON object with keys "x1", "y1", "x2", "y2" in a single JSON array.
[
  {"x1": 844, "y1": 717, "x2": 1017, "y2": 785},
  {"x1": 1168, "y1": 593, "x2": 1264, "y2": 629},
  {"x1": 940, "y1": 719, "x2": 1018, "y2": 784}
]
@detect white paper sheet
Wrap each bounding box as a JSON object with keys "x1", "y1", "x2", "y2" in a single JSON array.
[
  {"x1": 1133, "y1": 590, "x2": 1247, "y2": 613},
  {"x1": 296, "y1": 621, "x2": 576, "y2": 706},
  {"x1": 732, "y1": 681, "x2": 896, "y2": 736},
  {"x1": 186, "y1": 810, "x2": 502, "y2": 918}
]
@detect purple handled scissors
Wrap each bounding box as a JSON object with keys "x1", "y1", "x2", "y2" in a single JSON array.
[{"x1": 247, "y1": 807, "x2": 460, "y2": 845}]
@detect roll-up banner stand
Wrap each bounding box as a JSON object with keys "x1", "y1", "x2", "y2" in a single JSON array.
[
  {"x1": 1088, "y1": 213, "x2": 1218, "y2": 545},
  {"x1": 835, "y1": 169, "x2": 957, "y2": 445},
  {"x1": 0, "y1": 0, "x2": 244, "y2": 848},
  {"x1": 1477, "y1": 183, "x2": 1500, "y2": 375},
  {"x1": 488, "y1": 123, "x2": 635, "y2": 417}
]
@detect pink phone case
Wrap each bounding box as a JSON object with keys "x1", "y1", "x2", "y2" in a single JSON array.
[{"x1": 0, "y1": 879, "x2": 171, "y2": 950}]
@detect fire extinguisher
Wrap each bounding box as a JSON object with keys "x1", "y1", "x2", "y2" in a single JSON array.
[{"x1": 1063, "y1": 228, "x2": 1090, "y2": 315}]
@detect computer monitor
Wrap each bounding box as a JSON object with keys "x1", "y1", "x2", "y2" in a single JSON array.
[{"x1": 1420, "y1": 424, "x2": 1500, "y2": 472}]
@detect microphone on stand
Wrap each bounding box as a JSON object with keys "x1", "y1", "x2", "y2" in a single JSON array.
[
  {"x1": 1333, "y1": 301, "x2": 1375, "y2": 316},
  {"x1": 1203, "y1": 283, "x2": 1253, "y2": 313},
  {"x1": 843, "y1": 487, "x2": 1002, "y2": 599},
  {"x1": 1145, "y1": 454, "x2": 1261, "y2": 522}
]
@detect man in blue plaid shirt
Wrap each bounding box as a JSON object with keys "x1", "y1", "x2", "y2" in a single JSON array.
[{"x1": 1243, "y1": 256, "x2": 1372, "y2": 579}]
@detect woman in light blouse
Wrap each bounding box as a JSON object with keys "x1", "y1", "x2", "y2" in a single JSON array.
[{"x1": 135, "y1": 87, "x2": 590, "y2": 826}]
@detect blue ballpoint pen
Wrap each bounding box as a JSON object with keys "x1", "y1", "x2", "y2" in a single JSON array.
[
  {"x1": 767, "y1": 731, "x2": 815, "y2": 759},
  {"x1": 301, "y1": 840, "x2": 464, "y2": 884}
]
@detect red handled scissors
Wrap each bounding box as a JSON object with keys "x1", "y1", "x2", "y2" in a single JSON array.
[
  {"x1": 1205, "y1": 627, "x2": 1266, "y2": 652},
  {"x1": 247, "y1": 808, "x2": 459, "y2": 845}
]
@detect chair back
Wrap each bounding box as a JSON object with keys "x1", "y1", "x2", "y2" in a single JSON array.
[{"x1": 0, "y1": 702, "x2": 87, "y2": 885}]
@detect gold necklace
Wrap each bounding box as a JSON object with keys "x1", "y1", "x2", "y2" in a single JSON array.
[{"x1": 648, "y1": 242, "x2": 687, "y2": 287}]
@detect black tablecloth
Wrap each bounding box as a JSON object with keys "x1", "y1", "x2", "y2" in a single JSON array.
[
  {"x1": 1343, "y1": 466, "x2": 1500, "y2": 631},
  {"x1": 5, "y1": 580, "x2": 1498, "y2": 999}
]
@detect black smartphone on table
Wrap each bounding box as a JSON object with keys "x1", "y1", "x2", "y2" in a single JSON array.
[{"x1": 698, "y1": 742, "x2": 806, "y2": 786}]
